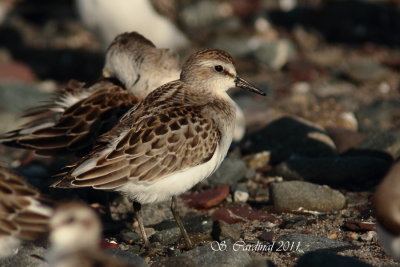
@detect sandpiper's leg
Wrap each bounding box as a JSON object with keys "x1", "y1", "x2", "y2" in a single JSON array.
[
  {"x1": 133, "y1": 201, "x2": 150, "y2": 247},
  {"x1": 171, "y1": 196, "x2": 194, "y2": 249}
]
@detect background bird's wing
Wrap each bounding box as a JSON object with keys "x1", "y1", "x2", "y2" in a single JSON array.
[
  {"x1": 53, "y1": 103, "x2": 221, "y2": 189},
  {"x1": 0, "y1": 166, "x2": 51, "y2": 240},
  {"x1": 1, "y1": 82, "x2": 139, "y2": 156}
]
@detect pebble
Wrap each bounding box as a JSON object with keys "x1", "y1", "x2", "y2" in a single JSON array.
[
  {"x1": 181, "y1": 240, "x2": 252, "y2": 266},
  {"x1": 149, "y1": 227, "x2": 182, "y2": 245},
  {"x1": 246, "y1": 151, "x2": 271, "y2": 169},
  {"x1": 258, "y1": 231, "x2": 275, "y2": 242},
  {"x1": 211, "y1": 205, "x2": 278, "y2": 224},
  {"x1": 120, "y1": 231, "x2": 141, "y2": 244},
  {"x1": 270, "y1": 181, "x2": 346, "y2": 212},
  {"x1": 212, "y1": 220, "x2": 242, "y2": 241},
  {"x1": 246, "y1": 116, "x2": 337, "y2": 164},
  {"x1": 344, "y1": 221, "x2": 376, "y2": 232},
  {"x1": 181, "y1": 185, "x2": 230, "y2": 209},
  {"x1": 273, "y1": 156, "x2": 391, "y2": 188},
  {"x1": 208, "y1": 158, "x2": 247, "y2": 185},
  {"x1": 359, "y1": 231, "x2": 378, "y2": 242},
  {"x1": 0, "y1": 61, "x2": 36, "y2": 83},
  {"x1": 295, "y1": 251, "x2": 373, "y2": 267},
  {"x1": 233, "y1": 190, "x2": 249, "y2": 203},
  {"x1": 276, "y1": 233, "x2": 357, "y2": 253}
]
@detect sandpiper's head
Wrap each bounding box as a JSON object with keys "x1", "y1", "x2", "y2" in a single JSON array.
[
  {"x1": 103, "y1": 32, "x2": 180, "y2": 96},
  {"x1": 49, "y1": 201, "x2": 101, "y2": 253},
  {"x1": 180, "y1": 49, "x2": 265, "y2": 96}
]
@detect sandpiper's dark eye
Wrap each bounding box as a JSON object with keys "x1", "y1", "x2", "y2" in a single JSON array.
[{"x1": 214, "y1": 65, "x2": 223, "y2": 72}]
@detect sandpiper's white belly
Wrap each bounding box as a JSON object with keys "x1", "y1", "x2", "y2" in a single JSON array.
[{"x1": 118, "y1": 145, "x2": 226, "y2": 204}]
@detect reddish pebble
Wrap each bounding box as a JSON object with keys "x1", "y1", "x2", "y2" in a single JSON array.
[
  {"x1": 181, "y1": 185, "x2": 230, "y2": 209},
  {"x1": 344, "y1": 221, "x2": 376, "y2": 232},
  {"x1": 100, "y1": 238, "x2": 120, "y2": 249},
  {"x1": 0, "y1": 61, "x2": 36, "y2": 83}
]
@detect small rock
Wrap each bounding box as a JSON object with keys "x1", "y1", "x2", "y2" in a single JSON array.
[
  {"x1": 270, "y1": 181, "x2": 346, "y2": 212},
  {"x1": 0, "y1": 61, "x2": 36, "y2": 83},
  {"x1": 208, "y1": 158, "x2": 247, "y2": 185},
  {"x1": 359, "y1": 231, "x2": 378, "y2": 242},
  {"x1": 234, "y1": 190, "x2": 249, "y2": 203},
  {"x1": 258, "y1": 231, "x2": 275, "y2": 242},
  {"x1": 295, "y1": 251, "x2": 373, "y2": 267},
  {"x1": 212, "y1": 205, "x2": 278, "y2": 224},
  {"x1": 246, "y1": 116, "x2": 337, "y2": 164},
  {"x1": 106, "y1": 249, "x2": 149, "y2": 267},
  {"x1": 181, "y1": 185, "x2": 230, "y2": 209},
  {"x1": 181, "y1": 240, "x2": 252, "y2": 266},
  {"x1": 246, "y1": 151, "x2": 271, "y2": 169},
  {"x1": 276, "y1": 233, "x2": 356, "y2": 253},
  {"x1": 273, "y1": 156, "x2": 391, "y2": 188},
  {"x1": 344, "y1": 221, "x2": 375, "y2": 232},
  {"x1": 212, "y1": 220, "x2": 242, "y2": 241},
  {"x1": 279, "y1": 216, "x2": 310, "y2": 229},
  {"x1": 150, "y1": 227, "x2": 182, "y2": 245},
  {"x1": 120, "y1": 231, "x2": 141, "y2": 244},
  {"x1": 151, "y1": 256, "x2": 197, "y2": 267}
]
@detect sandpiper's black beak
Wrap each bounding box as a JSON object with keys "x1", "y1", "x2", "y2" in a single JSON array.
[{"x1": 235, "y1": 76, "x2": 266, "y2": 96}]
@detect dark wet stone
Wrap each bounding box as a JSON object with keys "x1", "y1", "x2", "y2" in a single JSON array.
[
  {"x1": 120, "y1": 231, "x2": 141, "y2": 243},
  {"x1": 346, "y1": 130, "x2": 400, "y2": 160},
  {"x1": 295, "y1": 251, "x2": 373, "y2": 267},
  {"x1": 245, "y1": 116, "x2": 337, "y2": 164},
  {"x1": 270, "y1": 181, "x2": 346, "y2": 212},
  {"x1": 208, "y1": 158, "x2": 247, "y2": 185},
  {"x1": 151, "y1": 256, "x2": 197, "y2": 267},
  {"x1": 275, "y1": 233, "x2": 357, "y2": 253},
  {"x1": 150, "y1": 227, "x2": 182, "y2": 245},
  {"x1": 181, "y1": 239, "x2": 252, "y2": 266},
  {"x1": 212, "y1": 220, "x2": 242, "y2": 241},
  {"x1": 273, "y1": 156, "x2": 391, "y2": 188},
  {"x1": 246, "y1": 258, "x2": 277, "y2": 267},
  {"x1": 258, "y1": 231, "x2": 275, "y2": 242},
  {"x1": 106, "y1": 249, "x2": 149, "y2": 267}
]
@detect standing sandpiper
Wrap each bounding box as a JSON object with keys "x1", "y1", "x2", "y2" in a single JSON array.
[{"x1": 51, "y1": 49, "x2": 265, "y2": 248}]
